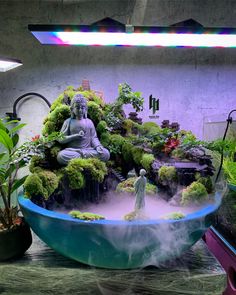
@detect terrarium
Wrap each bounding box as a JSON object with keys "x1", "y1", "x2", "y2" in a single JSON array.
[{"x1": 18, "y1": 82, "x2": 223, "y2": 269}]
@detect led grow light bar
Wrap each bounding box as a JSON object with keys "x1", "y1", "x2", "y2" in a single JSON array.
[
  {"x1": 29, "y1": 24, "x2": 236, "y2": 48},
  {"x1": 0, "y1": 57, "x2": 22, "y2": 72}
]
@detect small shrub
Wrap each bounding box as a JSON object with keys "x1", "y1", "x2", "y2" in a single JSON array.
[{"x1": 181, "y1": 181, "x2": 208, "y2": 205}]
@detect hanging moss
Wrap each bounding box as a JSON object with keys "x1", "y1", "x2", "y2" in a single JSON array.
[
  {"x1": 65, "y1": 158, "x2": 107, "y2": 190},
  {"x1": 181, "y1": 181, "x2": 208, "y2": 205},
  {"x1": 140, "y1": 153, "x2": 155, "y2": 172}
]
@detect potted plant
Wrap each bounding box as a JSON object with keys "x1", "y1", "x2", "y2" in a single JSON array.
[{"x1": 0, "y1": 118, "x2": 32, "y2": 261}]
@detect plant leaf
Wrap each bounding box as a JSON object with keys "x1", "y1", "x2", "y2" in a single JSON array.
[
  {"x1": 12, "y1": 133, "x2": 19, "y2": 147},
  {"x1": 0, "y1": 120, "x2": 6, "y2": 131},
  {"x1": 11, "y1": 175, "x2": 28, "y2": 193},
  {"x1": 0, "y1": 129, "x2": 13, "y2": 152},
  {"x1": 9, "y1": 123, "x2": 27, "y2": 134}
]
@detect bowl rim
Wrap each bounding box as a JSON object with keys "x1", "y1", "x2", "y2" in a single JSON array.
[{"x1": 18, "y1": 192, "x2": 222, "y2": 226}]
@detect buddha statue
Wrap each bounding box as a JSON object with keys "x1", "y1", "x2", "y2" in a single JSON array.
[{"x1": 57, "y1": 94, "x2": 110, "y2": 165}]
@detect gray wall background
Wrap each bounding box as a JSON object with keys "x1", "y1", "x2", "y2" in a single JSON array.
[{"x1": 0, "y1": 0, "x2": 236, "y2": 140}]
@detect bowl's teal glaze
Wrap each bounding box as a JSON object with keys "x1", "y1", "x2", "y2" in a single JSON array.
[{"x1": 18, "y1": 193, "x2": 222, "y2": 269}]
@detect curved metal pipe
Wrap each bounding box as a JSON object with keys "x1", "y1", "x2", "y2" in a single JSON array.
[
  {"x1": 215, "y1": 109, "x2": 236, "y2": 183},
  {"x1": 6, "y1": 92, "x2": 51, "y2": 121}
]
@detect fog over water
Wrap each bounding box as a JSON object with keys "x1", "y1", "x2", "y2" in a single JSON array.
[{"x1": 59, "y1": 192, "x2": 208, "y2": 220}]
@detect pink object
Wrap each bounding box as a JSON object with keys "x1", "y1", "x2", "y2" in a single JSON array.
[{"x1": 205, "y1": 227, "x2": 236, "y2": 295}]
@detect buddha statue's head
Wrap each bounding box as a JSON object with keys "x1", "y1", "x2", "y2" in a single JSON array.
[{"x1": 70, "y1": 94, "x2": 88, "y2": 119}]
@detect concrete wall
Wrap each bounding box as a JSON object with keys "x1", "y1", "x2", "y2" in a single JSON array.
[{"x1": 0, "y1": 0, "x2": 236, "y2": 139}]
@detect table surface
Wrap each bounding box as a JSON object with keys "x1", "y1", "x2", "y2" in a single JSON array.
[{"x1": 0, "y1": 234, "x2": 226, "y2": 295}]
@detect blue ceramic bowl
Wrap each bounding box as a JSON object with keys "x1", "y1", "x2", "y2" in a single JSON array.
[{"x1": 18, "y1": 193, "x2": 222, "y2": 269}]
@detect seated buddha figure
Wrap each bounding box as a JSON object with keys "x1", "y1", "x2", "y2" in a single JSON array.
[{"x1": 57, "y1": 94, "x2": 110, "y2": 165}]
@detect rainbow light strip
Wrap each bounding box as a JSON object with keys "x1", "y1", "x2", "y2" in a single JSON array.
[{"x1": 29, "y1": 25, "x2": 236, "y2": 47}]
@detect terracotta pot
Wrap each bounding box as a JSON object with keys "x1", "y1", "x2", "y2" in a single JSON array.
[{"x1": 0, "y1": 218, "x2": 32, "y2": 261}]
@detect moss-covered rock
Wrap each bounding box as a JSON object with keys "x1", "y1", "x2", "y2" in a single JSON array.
[
  {"x1": 24, "y1": 170, "x2": 59, "y2": 200},
  {"x1": 195, "y1": 175, "x2": 213, "y2": 194},
  {"x1": 65, "y1": 158, "x2": 107, "y2": 190},
  {"x1": 162, "y1": 212, "x2": 186, "y2": 220},
  {"x1": 132, "y1": 146, "x2": 144, "y2": 165},
  {"x1": 158, "y1": 166, "x2": 177, "y2": 185},
  {"x1": 181, "y1": 181, "x2": 208, "y2": 205},
  {"x1": 24, "y1": 174, "x2": 45, "y2": 198},
  {"x1": 69, "y1": 210, "x2": 105, "y2": 220}
]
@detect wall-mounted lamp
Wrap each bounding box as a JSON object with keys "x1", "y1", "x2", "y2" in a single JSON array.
[
  {"x1": 29, "y1": 17, "x2": 236, "y2": 48},
  {"x1": 6, "y1": 92, "x2": 51, "y2": 121},
  {"x1": 0, "y1": 56, "x2": 22, "y2": 72}
]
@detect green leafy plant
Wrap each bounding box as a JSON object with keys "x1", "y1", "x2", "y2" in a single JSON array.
[
  {"x1": 0, "y1": 119, "x2": 28, "y2": 230},
  {"x1": 223, "y1": 157, "x2": 236, "y2": 186}
]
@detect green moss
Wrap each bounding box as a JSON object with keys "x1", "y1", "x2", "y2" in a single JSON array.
[
  {"x1": 29, "y1": 156, "x2": 44, "y2": 173},
  {"x1": 106, "y1": 134, "x2": 126, "y2": 155},
  {"x1": 96, "y1": 120, "x2": 108, "y2": 135},
  {"x1": 24, "y1": 170, "x2": 59, "y2": 200},
  {"x1": 42, "y1": 121, "x2": 56, "y2": 136},
  {"x1": 158, "y1": 166, "x2": 177, "y2": 185},
  {"x1": 24, "y1": 174, "x2": 45, "y2": 198},
  {"x1": 100, "y1": 132, "x2": 110, "y2": 148},
  {"x1": 37, "y1": 170, "x2": 59, "y2": 198},
  {"x1": 181, "y1": 181, "x2": 208, "y2": 205},
  {"x1": 87, "y1": 101, "x2": 104, "y2": 125},
  {"x1": 116, "y1": 177, "x2": 157, "y2": 195},
  {"x1": 141, "y1": 122, "x2": 161, "y2": 136},
  {"x1": 79, "y1": 90, "x2": 104, "y2": 107},
  {"x1": 69, "y1": 210, "x2": 105, "y2": 221},
  {"x1": 195, "y1": 175, "x2": 213, "y2": 194},
  {"x1": 140, "y1": 153, "x2": 155, "y2": 172},
  {"x1": 132, "y1": 146, "x2": 144, "y2": 165},
  {"x1": 42, "y1": 105, "x2": 70, "y2": 135},
  {"x1": 65, "y1": 158, "x2": 107, "y2": 189},
  {"x1": 50, "y1": 145, "x2": 61, "y2": 159},
  {"x1": 123, "y1": 119, "x2": 134, "y2": 135},
  {"x1": 122, "y1": 141, "x2": 134, "y2": 163},
  {"x1": 162, "y1": 212, "x2": 186, "y2": 220}
]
